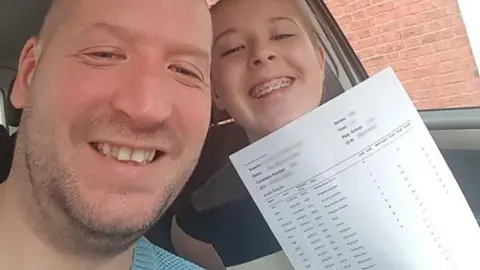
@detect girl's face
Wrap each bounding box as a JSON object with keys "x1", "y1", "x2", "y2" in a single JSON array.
[{"x1": 211, "y1": 0, "x2": 325, "y2": 142}]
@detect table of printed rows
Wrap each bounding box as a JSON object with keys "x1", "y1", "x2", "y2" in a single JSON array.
[{"x1": 263, "y1": 120, "x2": 455, "y2": 270}]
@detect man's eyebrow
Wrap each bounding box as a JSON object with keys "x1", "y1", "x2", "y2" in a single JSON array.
[
  {"x1": 213, "y1": 28, "x2": 238, "y2": 46},
  {"x1": 168, "y1": 43, "x2": 210, "y2": 60},
  {"x1": 79, "y1": 22, "x2": 134, "y2": 40},
  {"x1": 79, "y1": 23, "x2": 209, "y2": 59}
]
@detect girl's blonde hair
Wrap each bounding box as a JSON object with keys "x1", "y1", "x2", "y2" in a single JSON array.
[{"x1": 211, "y1": 0, "x2": 325, "y2": 50}]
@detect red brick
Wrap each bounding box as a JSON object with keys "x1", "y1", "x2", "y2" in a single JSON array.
[
  {"x1": 404, "y1": 1, "x2": 437, "y2": 16},
  {"x1": 370, "y1": 0, "x2": 389, "y2": 4},
  {"x1": 417, "y1": 8, "x2": 450, "y2": 23},
  {"x1": 324, "y1": 0, "x2": 349, "y2": 9},
  {"x1": 337, "y1": 15, "x2": 353, "y2": 25},
  {"x1": 358, "y1": 29, "x2": 372, "y2": 39},
  {"x1": 379, "y1": 31, "x2": 402, "y2": 43},
  {"x1": 370, "y1": 21, "x2": 400, "y2": 35},
  {"x1": 409, "y1": 89, "x2": 439, "y2": 100},
  {"x1": 376, "y1": 41, "x2": 405, "y2": 54},
  {"x1": 441, "y1": 82, "x2": 470, "y2": 97},
  {"x1": 403, "y1": 36, "x2": 422, "y2": 48},
  {"x1": 396, "y1": 65, "x2": 436, "y2": 81},
  {"x1": 449, "y1": 36, "x2": 471, "y2": 48},
  {"x1": 434, "y1": 40, "x2": 451, "y2": 52},
  {"x1": 328, "y1": 7, "x2": 346, "y2": 17},
  {"x1": 345, "y1": 0, "x2": 372, "y2": 14},
  {"x1": 375, "y1": 12, "x2": 393, "y2": 24},
  {"x1": 437, "y1": 94, "x2": 472, "y2": 108},
  {"x1": 366, "y1": 1, "x2": 395, "y2": 16},
  {"x1": 395, "y1": 6, "x2": 410, "y2": 19},
  {"x1": 468, "y1": 80, "x2": 480, "y2": 91},
  {"x1": 351, "y1": 36, "x2": 379, "y2": 50},
  {"x1": 357, "y1": 48, "x2": 377, "y2": 59},
  {"x1": 421, "y1": 29, "x2": 454, "y2": 45},
  {"x1": 438, "y1": 59, "x2": 474, "y2": 75},
  {"x1": 327, "y1": 0, "x2": 478, "y2": 110},
  {"x1": 472, "y1": 92, "x2": 480, "y2": 104},
  {"x1": 403, "y1": 77, "x2": 435, "y2": 91},
  {"x1": 399, "y1": 25, "x2": 425, "y2": 39},
  {"x1": 353, "y1": 10, "x2": 367, "y2": 20},
  {"x1": 423, "y1": 18, "x2": 446, "y2": 33},
  {"x1": 350, "y1": 17, "x2": 376, "y2": 31},
  {"x1": 346, "y1": 32, "x2": 360, "y2": 43},
  {"x1": 398, "y1": 16, "x2": 418, "y2": 28},
  {"x1": 384, "y1": 52, "x2": 401, "y2": 62},
  {"x1": 453, "y1": 25, "x2": 467, "y2": 37},
  {"x1": 416, "y1": 49, "x2": 460, "y2": 67},
  {"x1": 363, "y1": 55, "x2": 387, "y2": 67},
  {"x1": 413, "y1": 99, "x2": 437, "y2": 109},
  {"x1": 392, "y1": 60, "x2": 419, "y2": 72},
  {"x1": 444, "y1": 1, "x2": 461, "y2": 14},
  {"x1": 400, "y1": 45, "x2": 435, "y2": 59},
  {"x1": 434, "y1": 70, "x2": 472, "y2": 86}
]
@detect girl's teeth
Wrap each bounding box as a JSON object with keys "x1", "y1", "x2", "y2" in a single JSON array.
[{"x1": 251, "y1": 77, "x2": 293, "y2": 98}]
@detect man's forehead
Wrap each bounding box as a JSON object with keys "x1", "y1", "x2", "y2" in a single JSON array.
[{"x1": 41, "y1": 0, "x2": 212, "y2": 50}]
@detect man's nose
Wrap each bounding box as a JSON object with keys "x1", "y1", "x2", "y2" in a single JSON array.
[
  {"x1": 249, "y1": 44, "x2": 278, "y2": 68},
  {"x1": 111, "y1": 69, "x2": 173, "y2": 130}
]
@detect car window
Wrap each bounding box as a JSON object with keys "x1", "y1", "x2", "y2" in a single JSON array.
[{"x1": 323, "y1": 0, "x2": 479, "y2": 110}]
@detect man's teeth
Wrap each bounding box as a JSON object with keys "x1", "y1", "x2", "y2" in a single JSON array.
[
  {"x1": 251, "y1": 77, "x2": 293, "y2": 98},
  {"x1": 95, "y1": 143, "x2": 156, "y2": 164}
]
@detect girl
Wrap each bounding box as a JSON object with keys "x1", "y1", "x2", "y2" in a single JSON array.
[{"x1": 172, "y1": 0, "x2": 329, "y2": 268}]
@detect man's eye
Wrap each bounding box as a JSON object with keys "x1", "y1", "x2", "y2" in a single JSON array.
[
  {"x1": 86, "y1": 51, "x2": 124, "y2": 59},
  {"x1": 169, "y1": 64, "x2": 203, "y2": 81},
  {"x1": 174, "y1": 67, "x2": 198, "y2": 78},
  {"x1": 272, "y1": 34, "x2": 294, "y2": 41},
  {"x1": 221, "y1": 45, "x2": 245, "y2": 57}
]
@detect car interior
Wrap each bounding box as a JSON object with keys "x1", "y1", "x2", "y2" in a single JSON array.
[{"x1": 0, "y1": 0, "x2": 479, "y2": 258}]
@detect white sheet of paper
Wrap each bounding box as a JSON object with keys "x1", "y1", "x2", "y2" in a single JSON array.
[{"x1": 229, "y1": 68, "x2": 480, "y2": 270}]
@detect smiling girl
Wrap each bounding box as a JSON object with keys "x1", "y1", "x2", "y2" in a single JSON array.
[{"x1": 171, "y1": 0, "x2": 327, "y2": 268}]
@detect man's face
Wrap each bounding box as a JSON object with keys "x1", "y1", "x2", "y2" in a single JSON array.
[{"x1": 12, "y1": 0, "x2": 212, "y2": 245}]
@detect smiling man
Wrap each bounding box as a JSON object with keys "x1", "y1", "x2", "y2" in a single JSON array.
[{"x1": 0, "y1": 0, "x2": 211, "y2": 269}]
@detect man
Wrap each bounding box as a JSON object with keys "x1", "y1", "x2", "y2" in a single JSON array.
[{"x1": 0, "y1": 0, "x2": 212, "y2": 269}]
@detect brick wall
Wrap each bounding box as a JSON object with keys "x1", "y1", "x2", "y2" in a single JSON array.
[{"x1": 324, "y1": 0, "x2": 480, "y2": 109}]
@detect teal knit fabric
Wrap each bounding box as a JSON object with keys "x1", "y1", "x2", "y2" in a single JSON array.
[{"x1": 132, "y1": 237, "x2": 204, "y2": 270}]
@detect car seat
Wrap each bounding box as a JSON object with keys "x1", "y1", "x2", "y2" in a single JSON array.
[{"x1": 0, "y1": 77, "x2": 18, "y2": 183}]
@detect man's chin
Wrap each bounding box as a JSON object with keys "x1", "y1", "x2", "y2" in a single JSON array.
[{"x1": 84, "y1": 202, "x2": 163, "y2": 234}]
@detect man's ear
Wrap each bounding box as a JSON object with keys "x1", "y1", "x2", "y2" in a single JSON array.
[
  {"x1": 212, "y1": 90, "x2": 226, "y2": 110},
  {"x1": 11, "y1": 37, "x2": 39, "y2": 110}
]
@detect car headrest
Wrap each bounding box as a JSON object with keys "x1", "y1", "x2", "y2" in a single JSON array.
[
  {"x1": 5, "y1": 77, "x2": 22, "y2": 128},
  {"x1": 0, "y1": 125, "x2": 14, "y2": 183}
]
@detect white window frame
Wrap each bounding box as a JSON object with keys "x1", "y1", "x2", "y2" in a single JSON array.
[
  {"x1": 0, "y1": 89, "x2": 5, "y2": 127},
  {"x1": 458, "y1": 0, "x2": 480, "y2": 70}
]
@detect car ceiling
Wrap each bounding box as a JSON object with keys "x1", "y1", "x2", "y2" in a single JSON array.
[{"x1": 0, "y1": 0, "x2": 51, "y2": 89}]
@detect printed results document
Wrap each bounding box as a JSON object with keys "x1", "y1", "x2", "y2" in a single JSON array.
[{"x1": 229, "y1": 68, "x2": 480, "y2": 270}]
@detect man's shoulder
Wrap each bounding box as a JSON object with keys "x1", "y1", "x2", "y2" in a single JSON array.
[{"x1": 133, "y1": 237, "x2": 204, "y2": 270}]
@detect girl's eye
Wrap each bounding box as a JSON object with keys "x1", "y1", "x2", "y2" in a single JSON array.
[
  {"x1": 221, "y1": 45, "x2": 245, "y2": 57},
  {"x1": 272, "y1": 34, "x2": 294, "y2": 41}
]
